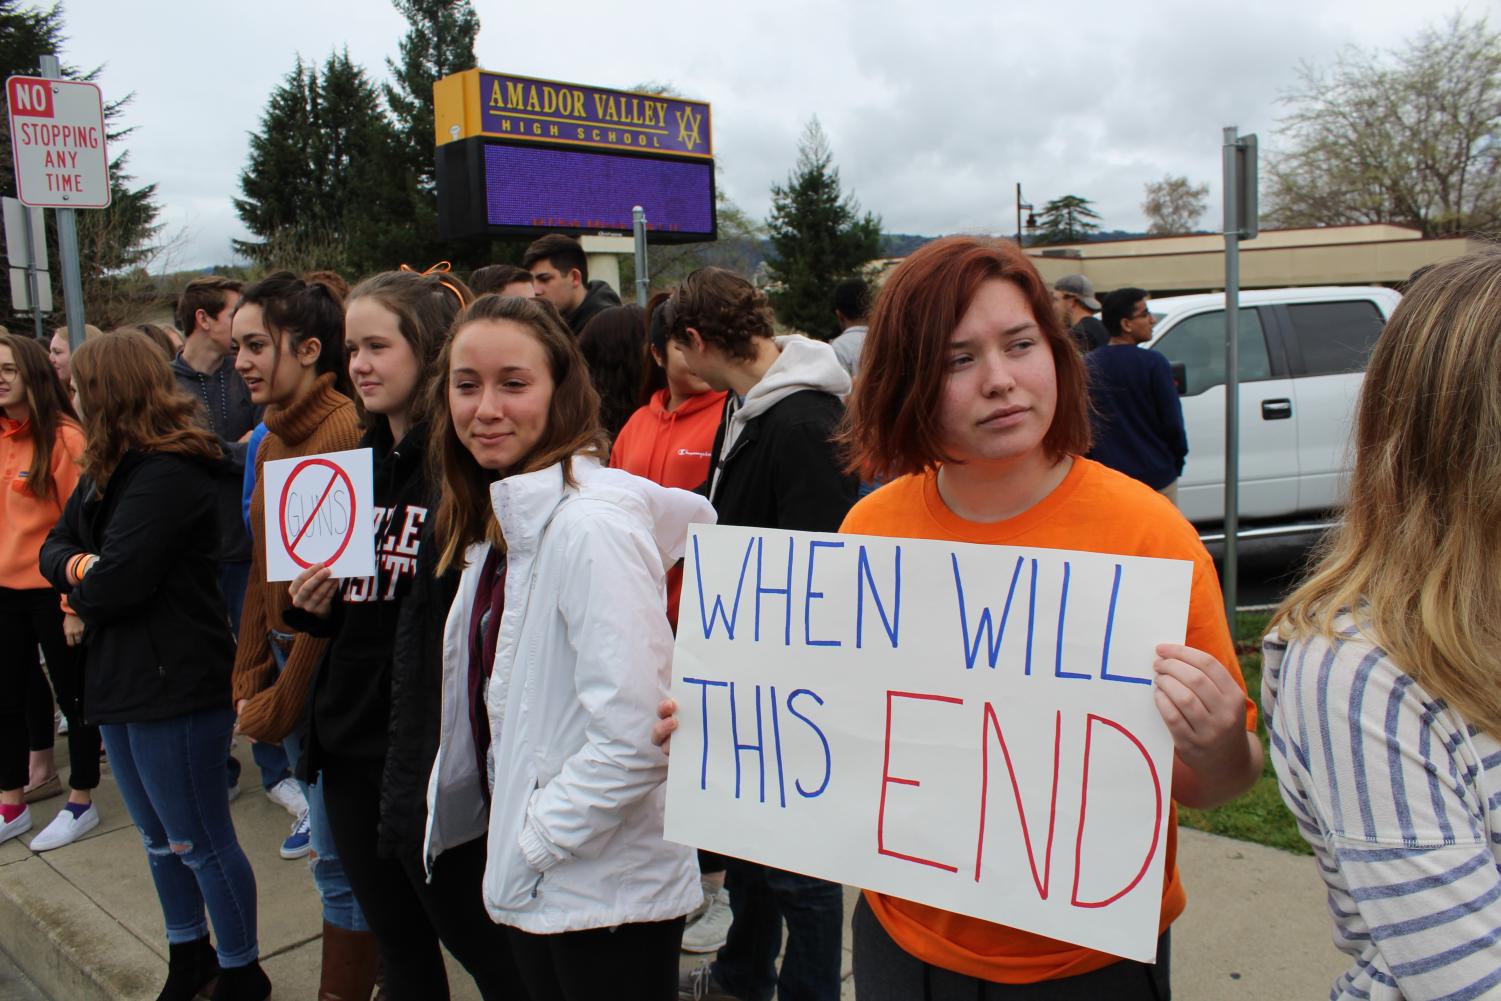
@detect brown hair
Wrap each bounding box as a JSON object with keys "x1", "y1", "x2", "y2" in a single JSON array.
[
  {"x1": 842, "y1": 236, "x2": 1090, "y2": 481},
  {"x1": 70, "y1": 331, "x2": 220, "y2": 487},
  {"x1": 345, "y1": 270, "x2": 473, "y2": 430},
  {"x1": 176, "y1": 275, "x2": 243, "y2": 337},
  {"x1": 578, "y1": 304, "x2": 647, "y2": 440},
  {"x1": 117, "y1": 323, "x2": 177, "y2": 361},
  {"x1": 468, "y1": 264, "x2": 534, "y2": 296},
  {"x1": 0, "y1": 333, "x2": 79, "y2": 501},
  {"x1": 667, "y1": 267, "x2": 774, "y2": 362},
  {"x1": 428, "y1": 294, "x2": 609, "y2": 574},
  {"x1": 1272, "y1": 249, "x2": 1501, "y2": 736}
]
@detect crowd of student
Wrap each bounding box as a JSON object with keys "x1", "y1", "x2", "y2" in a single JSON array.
[{"x1": 0, "y1": 230, "x2": 1495, "y2": 1001}]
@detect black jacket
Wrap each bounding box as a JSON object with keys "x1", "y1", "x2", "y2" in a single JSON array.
[
  {"x1": 565, "y1": 279, "x2": 622, "y2": 335},
  {"x1": 297, "y1": 422, "x2": 431, "y2": 776},
  {"x1": 40, "y1": 451, "x2": 234, "y2": 725},
  {"x1": 706, "y1": 389, "x2": 858, "y2": 533},
  {"x1": 171, "y1": 353, "x2": 262, "y2": 564},
  {"x1": 379, "y1": 514, "x2": 459, "y2": 857}
]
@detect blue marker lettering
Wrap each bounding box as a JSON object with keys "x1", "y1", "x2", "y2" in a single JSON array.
[
  {"x1": 804, "y1": 540, "x2": 844, "y2": 647},
  {"x1": 754, "y1": 535, "x2": 794, "y2": 645},
  {"x1": 857, "y1": 544, "x2": 902, "y2": 649},
  {"x1": 952, "y1": 553, "x2": 1025, "y2": 670},
  {"x1": 1054, "y1": 561, "x2": 1089, "y2": 680},
  {"x1": 787, "y1": 688, "x2": 831, "y2": 798},
  {"x1": 729, "y1": 681, "x2": 766, "y2": 802},
  {"x1": 694, "y1": 535, "x2": 754, "y2": 640},
  {"x1": 682, "y1": 677, "x2": 728, "y2": 790}
]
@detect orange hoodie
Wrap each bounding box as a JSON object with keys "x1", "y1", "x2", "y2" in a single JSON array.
[
  {"x1": 610, "y1": 387, "x2": 727, "y2": 628},
  {"x1": 0, "y1": 416, "x2": 84, "y2": 590}
]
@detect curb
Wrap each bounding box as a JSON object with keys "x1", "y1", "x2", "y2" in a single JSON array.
[{"x1": 0, "y1": 854, "x2": 161, "y2": 1001}]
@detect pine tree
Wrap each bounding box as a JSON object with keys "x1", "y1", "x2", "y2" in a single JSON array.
[
  {"x1": 1, "y1": 0, "x2": 163, "y2": 326},
  {"x1": 384, "y1": 0, "x2": 478, "y2": 192},
  {"x1": 235, "y1": 52, "x2": 411, "y2": 277},
  {"x1": 1034, "y1": 195, "x2": 1102, "y2": 245},
  {"x1": 765, "y1": 118, "x2": 882, "y2": 339}
]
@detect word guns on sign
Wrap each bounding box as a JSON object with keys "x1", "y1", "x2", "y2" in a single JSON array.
[
  {"x1": 260, "y1": 448, "x2": 376, "y2": 582},
  {"x1": 663, "y1": 525, "x2": 1193, "y2": 963}
]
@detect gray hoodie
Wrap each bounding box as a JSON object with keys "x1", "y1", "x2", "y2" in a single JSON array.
[{"x1": 709, "y1": 335, "x2": 852, "y2": 501}]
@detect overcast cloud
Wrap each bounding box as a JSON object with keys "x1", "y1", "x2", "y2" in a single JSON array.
[{"x1": 54, "y1": 0, "x2": 1486, "y2": 269}]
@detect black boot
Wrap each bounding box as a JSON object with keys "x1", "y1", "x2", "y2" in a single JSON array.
[
  {"x1": 157, "y1": 935, "x2": 219, "y2": 1001},
  {"x1": 210, "y1": 960, "x2": 271, "y2": 1001}
]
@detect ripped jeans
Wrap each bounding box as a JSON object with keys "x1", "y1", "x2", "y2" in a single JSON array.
[
  {"x1": 270, "y1": 631, "x2": 368, "y2": 932},
  {"x1": 100, "y1": 706, "x2": 259, "y2": 967}
]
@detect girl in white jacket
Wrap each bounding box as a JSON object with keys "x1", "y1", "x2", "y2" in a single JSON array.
[{"x1": 423, "y1": 293, "x2": 712, "y2": 1000}]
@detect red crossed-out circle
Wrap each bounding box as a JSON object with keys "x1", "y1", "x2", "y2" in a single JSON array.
[{"x1": 277, "y1": 458, "x2": 357, "y2": 570}]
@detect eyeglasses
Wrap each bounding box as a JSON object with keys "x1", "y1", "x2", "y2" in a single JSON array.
[
  {"x1": 1129, "y1": 307, "x2": 1154, "y2": 320},
  {"x1": 0, "y1": 365, "x2": 19, "y2": 380}
]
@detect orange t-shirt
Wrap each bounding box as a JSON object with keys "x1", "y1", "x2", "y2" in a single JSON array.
[
  {"x1": 840, "y1": 457, "x2": 1254, "y2": 985},
  {"x1": 0, "y1": 417, "x2": 84, "y2": 590}
]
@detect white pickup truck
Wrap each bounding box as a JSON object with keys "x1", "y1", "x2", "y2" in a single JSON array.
[{"x1": 1143, "y1": 285, "x2": 1402, "y2": 529}]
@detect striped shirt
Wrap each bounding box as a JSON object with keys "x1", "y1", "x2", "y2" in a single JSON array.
[{"x1": 1263, "y1": 619, "x2": 1501, "y2": 1001}]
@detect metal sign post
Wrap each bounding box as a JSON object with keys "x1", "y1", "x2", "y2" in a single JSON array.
[
  {"x1": 36, "y1": 56, "x2": 90, "y2": 349},
  {"x1": 1221, "y1": 126, "x2": 1258, "y2": 625},
  {"x1": 632, "y1": 206, "x2": 649, "y2": 306}
]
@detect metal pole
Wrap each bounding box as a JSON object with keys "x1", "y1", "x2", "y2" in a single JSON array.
[
  {"x1": 1221, "y1": 126, "x2": 1241, "y2": 626},
  {"x1": 632, "y1": 205, "x2": 649, "y2": 307},
  {"x1": 40, "y1": 55, "x2": 86, "y2": 350},
  {"x1": 1015, "y1": 183, "x2": 1022, "y2": 244},
  {"x1": 21, "y1": 206, "x2": 43, "y2": 340}
]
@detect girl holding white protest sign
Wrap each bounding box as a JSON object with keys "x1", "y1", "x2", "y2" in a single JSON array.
[
  {"x1": 284, "y1": 269, "x2": 525, "y2": 1000},
  {"x1": 40, "y1": 331, "x2": 268, "y2": 1001},
  {"x1": 229, "y1": 272, "x2": 378, "y2": 998},
  {"x1": 659, "y1": 237, "x2": 1259, "y2": 1000},
  {"x1": 425, "y1": 294, "x2": 711, "y2": 1000}
]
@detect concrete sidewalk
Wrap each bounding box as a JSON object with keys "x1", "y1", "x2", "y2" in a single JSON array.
[{"x1": 0, "y1": 740, "x2": 1346, "y2": 1000}]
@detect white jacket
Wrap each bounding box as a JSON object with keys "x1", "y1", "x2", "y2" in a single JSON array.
[{"x1": 423, "y1": 455, "x2": 714, "y2": 933}]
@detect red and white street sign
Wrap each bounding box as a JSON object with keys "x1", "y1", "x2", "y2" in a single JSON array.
[{"x1": 5, "y1": 76, "x2": 110, "y2": 209}]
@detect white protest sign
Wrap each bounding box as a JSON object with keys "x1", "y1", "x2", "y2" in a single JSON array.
[
  {"x1": 665, "y1": 524, "x2": 1193, "y2": 963},
  {"x1": 260, "y1": 448, "x2": 375, "y2": 582},
  {"x1": 5, "y1": 76, "x2": 110, "y2": 208}
]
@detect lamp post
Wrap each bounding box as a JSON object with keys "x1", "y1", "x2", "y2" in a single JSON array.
[{"x1": 1015, "y1": 183, "x2": 1034, "y2": 246}]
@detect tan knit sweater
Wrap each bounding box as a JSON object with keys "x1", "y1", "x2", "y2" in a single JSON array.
[{"x1": 233, "y1": 373, "x2": 362, "y2": 743}]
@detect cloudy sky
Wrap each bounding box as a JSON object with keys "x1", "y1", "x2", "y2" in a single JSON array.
[{"x1": 55, "y1": 0, "x2": 1484, "y2": 269}]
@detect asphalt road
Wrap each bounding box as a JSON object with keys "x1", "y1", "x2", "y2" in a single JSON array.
[{"x1": 1203, "y1": 529, "x2": 1326, "y2": 610}]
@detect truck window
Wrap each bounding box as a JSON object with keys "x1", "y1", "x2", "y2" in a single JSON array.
[
  {"x1": 1285, "y1": 300, "x2": 1385, "y2": 376},
  {"x1": 1151, "y1": 308, "x2": 1270, "y2": 395}
]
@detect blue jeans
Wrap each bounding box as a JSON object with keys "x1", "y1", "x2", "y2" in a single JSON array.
[
  {"x1": 712, "y1": 861, "x2": 844, "y2": 1001},
  {"x1": 100, "y1": 707, "x2": 259, "y2": 968},
  {"x1": 270, "y1": 631, "x2": 368, "y2": 932},
  {"x1": 220, "y1": 562, "x2": 292, "y2": 794}
]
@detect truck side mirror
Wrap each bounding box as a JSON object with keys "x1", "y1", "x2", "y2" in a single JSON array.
[{"x1": 1170, "y1": 361, "x2": 1188, "y2": 396}]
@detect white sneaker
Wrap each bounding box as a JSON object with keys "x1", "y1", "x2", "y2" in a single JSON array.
[
  {"x1": 0, "y1": 807, "x2": 32, "y2": 846},
  {"x1": 266, "y1": 777, "x2": 308, "y2": 818},
  {"x1": 29, "y1": 804, "x2": 98, "y2": 852},
  {"x1": 681, "y1": 887, "x2": 732, "y2": 953}
]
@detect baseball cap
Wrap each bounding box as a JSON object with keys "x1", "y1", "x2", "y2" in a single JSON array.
[{"x1": 1053, "y1": 274, "x2": 1101, "y2": 312}]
